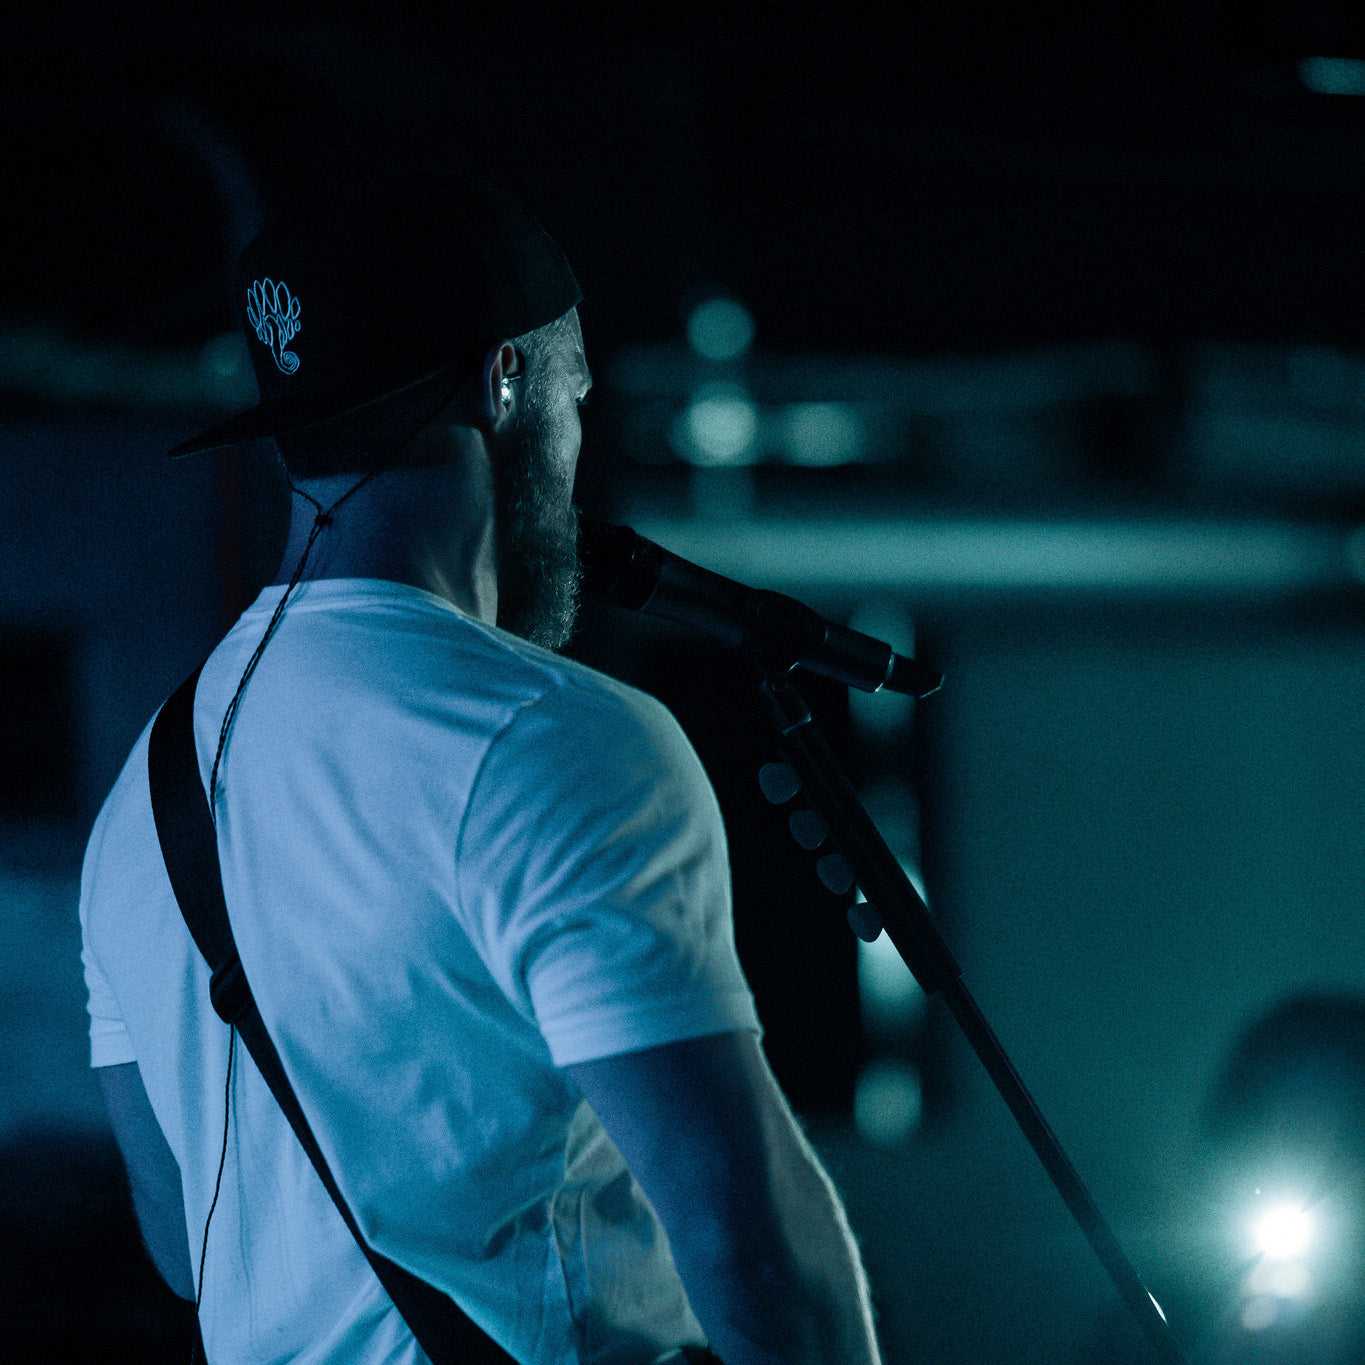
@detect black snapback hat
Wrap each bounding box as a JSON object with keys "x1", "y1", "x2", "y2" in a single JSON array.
[{"x1": 170, "y1": 171, "x2": 582, "y2": 457}]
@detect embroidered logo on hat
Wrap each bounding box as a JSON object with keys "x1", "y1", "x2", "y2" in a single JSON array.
[{"x1": 246, "y1": 278, "x2": 302, "y2": 374}]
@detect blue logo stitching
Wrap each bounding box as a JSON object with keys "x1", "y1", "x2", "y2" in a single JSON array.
[{"x1": 246, "y1": 278, "x2": 302, "y2": 374}]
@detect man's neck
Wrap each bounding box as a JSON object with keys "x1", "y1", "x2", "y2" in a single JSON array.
[{"x1": 270, "y1": 459, "x2": 498, "y2": 624}]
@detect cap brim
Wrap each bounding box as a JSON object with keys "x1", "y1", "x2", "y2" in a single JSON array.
[
  {"x1": 168, "y1": 361, "x2": 465, "y2": 458},
  {"x1": 169, "y1": 399, "x2": 300, "y2": 458}
]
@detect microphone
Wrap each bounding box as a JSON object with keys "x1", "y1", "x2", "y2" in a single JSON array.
[{"x1": 579, "y1": 518, "x2": 943, "y2": 699}]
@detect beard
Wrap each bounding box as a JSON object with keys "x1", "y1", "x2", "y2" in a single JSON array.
[{"x1": 492, "y1": 406, "x2": 582, "y2": 650}]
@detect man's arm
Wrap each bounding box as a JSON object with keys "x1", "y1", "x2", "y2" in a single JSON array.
[
  {"x1": 96, "y1": 1062, "x2": 196, "y2": 1301},
  {"x1": 564, "y1": 1030, "x2": 881, "y2": 1365}
]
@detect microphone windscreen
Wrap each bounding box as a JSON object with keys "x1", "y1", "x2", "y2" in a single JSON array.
[{"x1": 578, "y1": 518, "x2": 663, "y2": 611}]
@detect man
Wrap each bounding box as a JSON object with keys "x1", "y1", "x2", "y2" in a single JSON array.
[{"x1": 80, "y1": 170, "x2": 881, "y2": 1364}]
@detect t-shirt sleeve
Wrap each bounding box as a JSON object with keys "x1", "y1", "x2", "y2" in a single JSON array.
[
  {"x1": 77, "y1": 791, "x2": 138, "y2": 1069},
  {"x1": 79, "y1": 881, "x2": 136, "y2": 1068},
  {"x1": 455, "y1": 678, "x2": 760, "y2": 1066},
  {"x1": 82, "y1": 941, "x2": 136, "y2": 1067}
]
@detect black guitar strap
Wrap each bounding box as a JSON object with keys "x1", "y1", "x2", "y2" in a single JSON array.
[{"x1": 147, "y1": 663, "x2": 517, "y2": 1365}]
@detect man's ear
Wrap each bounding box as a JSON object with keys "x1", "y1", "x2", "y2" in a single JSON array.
[{"x1": 480, "y1": 340, "x2": 522, "y2": 434}]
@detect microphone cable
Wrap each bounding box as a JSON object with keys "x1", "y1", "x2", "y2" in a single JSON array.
[{"x1": 189, "y1": 1027, "x2": 234, "y2": 1365}]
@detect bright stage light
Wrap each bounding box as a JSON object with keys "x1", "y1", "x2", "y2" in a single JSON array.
[{"x1": 1254, "y1": 1202, "x2": 1314, "y2": 1261}]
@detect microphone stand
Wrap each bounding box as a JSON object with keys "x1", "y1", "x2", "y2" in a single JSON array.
[{"x1": 744, "y1": 638, "x2": 1187, "y2": 1362}]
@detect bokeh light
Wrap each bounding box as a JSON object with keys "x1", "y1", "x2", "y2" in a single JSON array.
[
  {"x1": 672, "y1": 384, "x2": 759, "y2": 464},
  {"x1": 777, "y1": 401, "x2": 866, "y2": 466},
  {"x1": 1300, "y1": 56, "x2": 1365, "y2": 96},
  {"x1": 853, "y1": 1058, "x2": 922, "y2": 1148},
  {"x1": 686, "y1": 297, "x2": 755, "y2": 361}
]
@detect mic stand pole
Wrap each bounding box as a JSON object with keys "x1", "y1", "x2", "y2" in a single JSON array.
[{"x1": 755, "y1": 666, "x2": 1187, "y2": 1364}]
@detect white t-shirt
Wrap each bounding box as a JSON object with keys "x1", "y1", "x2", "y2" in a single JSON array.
[{"x1": 80, "y1": 579, "x2": 760, "y2": 1365}]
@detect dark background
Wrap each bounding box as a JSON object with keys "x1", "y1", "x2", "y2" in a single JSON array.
[
  {"x1": 3, "y1": 4, "x2": 1365, "y2": 1362},
  {"x1": 12, "y1": 4, "x2": 1365, "y2": 358}
]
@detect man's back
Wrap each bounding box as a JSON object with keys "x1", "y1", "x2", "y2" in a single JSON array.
[{"x1": 81, "y1": 577, "x2": 758, "y2": 1363}]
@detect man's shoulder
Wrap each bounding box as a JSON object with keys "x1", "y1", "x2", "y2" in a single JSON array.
[
  {"x1": 490, "y1": 638, "x2": 687, "y2": 757},
  {"x1": 409, "y1": 623, "x2": 705, "y2": 801},
  {"x1": 207, "y1": 582, "x2": 689, "y2": 769},
  {"x1": 221, "y1": 579, "x2": 645, "y2": 707},
  {"x1": 371, "y1": 598, "x2": 677, "y2": 745}
]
